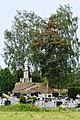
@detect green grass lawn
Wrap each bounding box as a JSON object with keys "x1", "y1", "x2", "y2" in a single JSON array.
[{"x1": 0, "y1": 110, "x2": 80, "y2": 120}]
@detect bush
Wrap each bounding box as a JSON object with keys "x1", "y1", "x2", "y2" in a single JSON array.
[
  {"x1": 60, "y1": 89, "x2": 68, "y2": 95},
  {"x1": 0, "y1": 103, "x2": 69, "y2": 112},
  {"x1": 0, "y1": 68, "x2": 16, "y2": 92},
  {"x1": 0, "y1": 104, "x2": 41, "y2": 112},
  {"x1": 19, "y1": 94, "x2": 26, "y2": 103},
  {"x1": 68, "y1": 87, "x2": 80, "y2": 99}
]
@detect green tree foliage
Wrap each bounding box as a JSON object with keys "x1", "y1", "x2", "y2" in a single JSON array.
[
  {"x1": 74, "y1": 64, "x2": 80, "y2": 87},
  {"x1": 48, "y1": 4, "x2": 79, "y2": 88},
  {"x1": 0, "y1": 68, "x2": 16, "y2": 92},
  {"x1": 3, "y1": 10, "x2": 45, "y2": 73},
  {"x1": 30, "y1": 4, "x2": 79, "y2": 88},
  {"x1": 15, "y1": 69, "x2": 23, "y2": 82},
  {"x1": 32, "y1": 69, "x2": 42, "y2": 82},
  {"x1": 3, "y1": 5, "x2": 79, "y2": 88}
]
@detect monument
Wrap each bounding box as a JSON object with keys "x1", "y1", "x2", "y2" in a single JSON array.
[
  {"x1": 24, "y1": 57, "x2": 29, "y2": 82},
  {"x1": 20, "y1": 57, "x2": 30, "y2": 83}
]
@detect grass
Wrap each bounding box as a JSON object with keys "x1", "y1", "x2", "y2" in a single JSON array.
[
  {"x1": 0, "y1": 104, "x2": 80, "y2": 120},
  {"x1": 0, "y1": 110, "x2": 80, "y2": 120}
]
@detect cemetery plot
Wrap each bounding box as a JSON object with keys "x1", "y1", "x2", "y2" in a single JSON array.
[{"x1": 0, "y1": 91, "x2": 80, "y2": 109}]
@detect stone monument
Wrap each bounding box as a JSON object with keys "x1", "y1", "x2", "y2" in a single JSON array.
[
  {"x1": 24, "y1": 57, "x2": 29, "y2": 82},
  {"x1": 20, "y1": 57, "x2": 29, "y2": 83}
]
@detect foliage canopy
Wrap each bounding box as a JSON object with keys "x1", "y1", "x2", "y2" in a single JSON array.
[
  {"x1": 3, "y1": 4, "x2": 80, "y2": 88},
  {"x1": 0, "y1": 68, "x2": 16, "y2": 92}
]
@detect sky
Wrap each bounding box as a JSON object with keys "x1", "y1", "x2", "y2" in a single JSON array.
[{"x1": 0, "y1": 0, "x2": 80, "y2": 68}]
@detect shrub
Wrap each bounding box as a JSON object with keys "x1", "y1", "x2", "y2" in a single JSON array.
[
  {"x1": 19, "y1": 94, "x2": 26, "y2": 103},
  {"x1": 0, "y1": 104, "x2": 41, "y2": 112},
  {"x1": 68, "y1": 87, "x2": 80, "y2": 99},
  {"x1": 27, "y1": 96, "x2": 38, "y2": 103},
  {"x1": 60, "y1": 89, "x2": 68, "y2": 95},
  {"x1": 0, "y1": 68, "x2": 16, "y2": 92}
]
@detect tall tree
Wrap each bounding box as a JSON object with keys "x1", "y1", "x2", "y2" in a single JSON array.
[
  {"x1": 30, "y1": 4, "x2": 79, "y2": 88},
  {"x1": 0, "y1": 68, "x2": 15, "y2": 92},
  {"x1": 3, "y1": 10, "x2": 45, "y2": 74}
]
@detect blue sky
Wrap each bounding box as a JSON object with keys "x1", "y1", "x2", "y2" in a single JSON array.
[{"x1": 0, "y1": 0, "x2": 80, "y2": 68}]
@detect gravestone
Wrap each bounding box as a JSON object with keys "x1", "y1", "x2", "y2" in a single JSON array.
[
  {"x1": 77, "y1": 103, "x2": 80, "y2": 107},
  {"x1": 52, "y1": 92, "x2": 59, "y2": 97},
  {"x1": 46, "y1": 94, "x2": 52, "y2": 98},
  {"x1": 56, "y1": 101, "x2": 62, "y2": 106},
  {"x1": 0, "y1": 97, "x2": 3, "y2": 105},
  {"x1": 5, "y1": 100, "x2": 11, "y2": 105}
]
